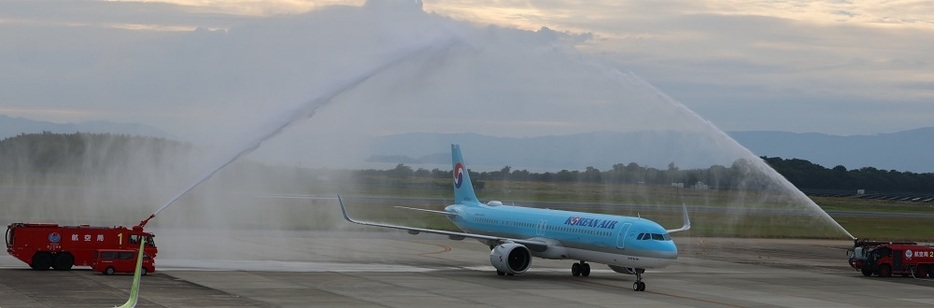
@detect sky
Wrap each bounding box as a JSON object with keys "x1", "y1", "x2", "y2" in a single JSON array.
[{"x1": 1, "y1": 0, "x2": 932, "y2": 138}]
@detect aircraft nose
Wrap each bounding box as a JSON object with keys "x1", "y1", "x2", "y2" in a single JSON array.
[
  {"x1": 659, "y1": 242, "x2": 678, "y2": 260},
  {"x1": 660, "y1": 249, "x2": 678, "y2": 260}
]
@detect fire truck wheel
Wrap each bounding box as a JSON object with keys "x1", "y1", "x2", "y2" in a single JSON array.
[
  {"x1": 30, "y1": 253, "x2": 52, "y2": 270},
  {"x1": 877, "y1": 264, "x2": 892, "y2": 278},
  {"x1": 52, "y1": 253, "x2": 74, "y2": 270},
  {"x1": 914, "y1": 265, "x2": 929, "y2": 278},
  {"x1": 141, "y1": 267, "x2": 148, "y2": 276},
  {"x1": 105, "y1": 267, "x2": 115, "y2": 275}
]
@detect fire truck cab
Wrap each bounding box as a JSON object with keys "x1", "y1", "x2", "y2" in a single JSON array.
[{"x1": 5, "y1": 222, "x2": 157, "y2": 270}]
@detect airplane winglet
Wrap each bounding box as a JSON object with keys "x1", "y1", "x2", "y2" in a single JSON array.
[
  {"x1": 337, "y1": 194, "x2": 357, "y2": 223},
  {"x1": 666, "y1": 204, "x2": 691, "y2": 233}
]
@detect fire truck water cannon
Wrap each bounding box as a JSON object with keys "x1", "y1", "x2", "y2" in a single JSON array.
[
  {"x1": 136, "y1": 214, "x2": 156, "y2": 230},
  {"x1": 848, "y1": 238, "x2": 934, "y2": 278}
]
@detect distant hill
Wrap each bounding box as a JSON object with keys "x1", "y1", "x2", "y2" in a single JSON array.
[
  {"x1": 367, "y1": 129, "x2": 934, "y2": 173},
  {"x1": 0, "y1": 115, "x2": 171, "y2": 140},
  {"x1": 728, "y1": 128, "x2": 934, "y2": 173}
]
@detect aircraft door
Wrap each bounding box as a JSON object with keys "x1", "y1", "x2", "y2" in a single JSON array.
[
  {"x1": 536, "y1": 220, "x2": 547, "y2": 236},
  {"x1": 616, "y1": 223, "x2": 632, "y2": 249}
]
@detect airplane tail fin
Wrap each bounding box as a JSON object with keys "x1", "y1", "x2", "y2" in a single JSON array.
[
  {"x1": 451, "y1": 144, "x2": 480, "y2": 205},
  {"x1": 115, "y1": 237, "x2": 145, "y2": 308}
]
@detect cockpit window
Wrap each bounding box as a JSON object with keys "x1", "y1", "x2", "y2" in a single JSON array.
[{"x1": 637, "y1": 232, "x2": 674, "y2": 241}]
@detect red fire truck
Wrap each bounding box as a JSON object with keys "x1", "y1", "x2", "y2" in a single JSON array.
[
  {"x1": 5, "y1": 222, "x2": 157, "y2": 270},
  {"x1": 848, "y1": 239, "x2": 933, "y2": 278}
]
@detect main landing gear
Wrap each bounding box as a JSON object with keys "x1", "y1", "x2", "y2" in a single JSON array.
[
  {"x1": 632, "y1": 268, "x2": 646, "y2": 292},
  {"x1": 571, "y1": 261, "x2": 591, "y2": 277}
]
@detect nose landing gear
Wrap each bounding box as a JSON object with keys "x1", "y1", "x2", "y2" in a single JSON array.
[{"x1": 632, "y1": 269, "x2": 646, "y2": 291}]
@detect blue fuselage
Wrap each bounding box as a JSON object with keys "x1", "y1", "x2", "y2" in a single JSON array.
[{"x1": 445, "y1": 202, "x2": 678, "y2": 269}]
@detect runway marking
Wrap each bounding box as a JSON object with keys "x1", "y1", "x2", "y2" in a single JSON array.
[
  {"x1": 417, "y1": 243, "x2": 452, "y2": 256},
  {"x1": 571, "y1": 278, "x2": 747, "y2": 308}
]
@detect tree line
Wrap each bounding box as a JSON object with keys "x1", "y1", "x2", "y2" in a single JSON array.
[
  {"x1": 3, "y1": 132, "x2": 932, "y2": 193},
  {"x1": 0, "y1": 131, "x2": 193, "y2": 175},
  {"x1": 359, "y1": 160, "x2": 934, "y2": 194},
  {"x1": 761, "y1": 156, "x2": 934, "y2": 193}
]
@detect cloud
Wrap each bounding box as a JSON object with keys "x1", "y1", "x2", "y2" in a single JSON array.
[
  {"x1": 418, "y1": 1, "x2": 934, "y2": 134},
  {"x1": 0, "y1": 2, "x2": 643, "y2": 138},
  {"x1": 1, "y1": 0, "x2": 932, "y2": 138}
]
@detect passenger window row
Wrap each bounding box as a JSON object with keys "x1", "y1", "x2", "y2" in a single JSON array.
[{"x1": 472, "y1": 217, "x2": 614, "y2": 237}]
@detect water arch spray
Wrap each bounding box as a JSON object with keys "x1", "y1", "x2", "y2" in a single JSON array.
[
  {"x1": 622, "y1": 74, "x2": 855, "y2": 240},
  {"x1": 136, "y1": 37, "x2": 457, "y2": 228}
]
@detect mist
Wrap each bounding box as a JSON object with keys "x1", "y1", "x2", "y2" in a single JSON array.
[{"x1": 2, "y1": 1, "x2": 852, "y2": 265}]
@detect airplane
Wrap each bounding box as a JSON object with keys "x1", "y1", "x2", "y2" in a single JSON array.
[{"x1": 337, "y1": 144, "x2": 690, "y2": 291}]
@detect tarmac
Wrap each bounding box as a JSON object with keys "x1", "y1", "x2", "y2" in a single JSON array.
[{"x1": 3, "y1": 230, "x2": 934, "y2": 307}]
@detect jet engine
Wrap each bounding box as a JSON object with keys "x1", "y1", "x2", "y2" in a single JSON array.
[{"x1": 489, "y1": 242, "x2": 531, "y2": 275}]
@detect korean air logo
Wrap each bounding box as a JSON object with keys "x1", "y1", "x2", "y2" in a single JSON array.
[
  {"x1": 906, "y1": 249, "x2": 913, "y2": 259},
  {"x1": 454, "y1": 162, "x2": 465, "y2": 188},
  {"x1": 48, "y1": 232, "x2": 61, "y2": 243}
]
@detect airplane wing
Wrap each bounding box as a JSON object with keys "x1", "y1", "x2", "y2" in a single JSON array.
[
  {"x1": 665, "y1": 204, "x2": 692, "y2": 233},
  {"x1": 337, "y1": 195, "x2": 548, "y2": 252},
  {"x1": 394, "y1": 206, "x2": 457, "y2": 216}
]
